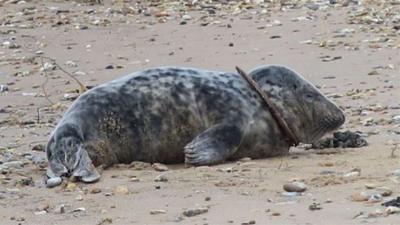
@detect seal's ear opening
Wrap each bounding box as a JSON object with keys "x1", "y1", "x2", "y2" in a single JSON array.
[{"x1": 72, "y1": 147, "x2": 100, "y2": 183}]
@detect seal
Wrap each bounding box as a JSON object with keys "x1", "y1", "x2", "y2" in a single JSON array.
[{"x1": 46, "y1": 65, "x2": 345, "y2": 183}]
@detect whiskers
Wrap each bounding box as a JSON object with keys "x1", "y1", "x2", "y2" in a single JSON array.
[{"x1": 309, "y1": 116, "x2": 343, "y2": 143}]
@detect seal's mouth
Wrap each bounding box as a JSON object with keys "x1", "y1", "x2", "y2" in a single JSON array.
[{"x1": 308, "y1": 113, "x2": 345, "y2": 143}]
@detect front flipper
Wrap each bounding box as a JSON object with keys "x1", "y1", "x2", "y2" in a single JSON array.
[
  {"x1": 72, "y1": 147, "x2": 100, "y2": 183},
  {"x1": 184, "y1": 124, "x2": 244, "y2": 166}
]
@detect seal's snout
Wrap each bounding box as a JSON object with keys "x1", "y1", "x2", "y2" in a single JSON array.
[{"x1": 329, "y1": 104, "x2": 346, "y2": 130}]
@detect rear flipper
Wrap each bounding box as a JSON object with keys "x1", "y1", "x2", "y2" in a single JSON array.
[{"x1": 184, "y1": 123, "x2": 244, "y2": 166}]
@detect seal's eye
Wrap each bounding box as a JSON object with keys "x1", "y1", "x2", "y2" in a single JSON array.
[{"x1": 305, "y1": 93, "x2": 314, "y2": 102}]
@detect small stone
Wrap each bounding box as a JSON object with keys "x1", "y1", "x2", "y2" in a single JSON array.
[
  {"x1": 364, "y1": 183, "x2": 379, "y2": 189},
  {"x1": 150, "y1": 209, "x2": 167, "y2": 215},
  {"x1": 205, "y1": 196, "x2": 211, "y2": 201},
  {"x1": 152, "y1": 163, "x2": 169, "y2": 172},
  {"x1": 41, "y1": 62, "x2": 56, "y2": 71},
  {"x1": 90, "y1": 187, "x2": 102, "y2": 194},
  {"x1": 368, "y1": 70, "x2": 379, "y2": 76},
  {"x1": 115, "y1": 185, "x2": 129, "y2": 195},
  {"x1": 271, "y1": 212, "x2": 281, "y2": 216},
  {"x1": 34, "y1": 210, "x2": 47, "y2": 215},
  {"x1": 0, "y1": 84, "x2": 9, "y2": 92},
  {"x1": 98, "y1": 218, "x2": 112, "y2": 225},
  {"x1": 351, "y1": 192, "x2": 370, "y2": 202},
  {"x1": 105, "y1": 65, "x2": 114, "y2": 69},
  {"x1": 65, "y1": 61, "x2": 78, "y2": 67},
  {"x1": 376, "y1": 187, "x2": 392, "y2": 197},
  {"x1": 54, "y1": 204, "x2": 65, "y2": 214},
  {"x1": 281, "y1": 192, "x2": 300, "y2": 197},
  {"x1": 392, "y1": 115, "x2": 400, "y2": 124},
  {"x1": 309, "y1": 202, "x2": 322, "y2": 211},
  {"x1": 283, "y1": 182, "x2": 307, "y2": 192},
  {"x1": 343, "y1": 171, "x2": 360, "y2": 178},
  {"x1": 3, "y1": 161, "x2": 24, "y2": 168},
  {"x1": 182, "y1": 207, "x2": 208, "y2": 217},
  {"x1": 304, "y1": 3, "x2": 319, "y2": 10},
  {"x1": 71, "y1": 207, "x2": 86, "y2": 212},
  {"x1": 368, "y1": 194, "x2": 382, "y2": 203},
  {"x1": 130, "y1": 177, "x2": 140, "y2": 182},
  {"x1": 242, "y1": 220, "x2": 256, "y2": 225},
  {"x1": 46, "y1": 177, "x2": 62, "y2": 188},
  {"x1": 32, "y1": 144, "x2": 45, "y2": 151},
  {"x1": 64, "y1": 182, "x2": 77, "y2": 191},
  {"x1": 270, "y1": 35, "x2": 281, "y2": 39},
  {"x1": 73, "y1": 71, "x2": 86, "y2": 76},
  {"x1": 75, "y1": 195, "x2": 83, "y2": 201},
  {"x1": 228, "y1": 42, "x2": 234, "y2": 47},
  {"x1": 182, "y1": 15, "x2": 191, "y2": 20},
  {"x1": 154, "y1": 174, "x2": 168, "y2": 182},
  {"x1": 392, "y1": 169, "x2": 400, "y2": 176},
  {"x1": 385, "y1": 206, "x2": 400, "y2": 215}
]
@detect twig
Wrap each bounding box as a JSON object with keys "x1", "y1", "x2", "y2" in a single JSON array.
[
  {"x1": 39, "y1": 57, "x2": 54, "y2": 105},
  {"x1": 40, "y1": 56, "x2": 87, "y2": 93},
  {"x1": 36, "y1": 107, "x2": 40, "y2": 123}
]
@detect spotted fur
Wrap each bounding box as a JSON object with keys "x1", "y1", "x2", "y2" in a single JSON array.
[{"x1": 46, "y1": 65, "x2": 345, "y2": 183}]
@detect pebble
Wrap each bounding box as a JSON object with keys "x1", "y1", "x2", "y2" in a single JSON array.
[
  {"x1": 392, "y1": 169, "x2": 400, "y2": 176},
  {"x1": 73, "y1": 71, "x2": 87, "y2": 76},
  {"x1": 90, "y1": 187, "x2": 102, "y2": 194},
  {"x1": 241, "y1": 220, "x2": 256, "y2": 225},
  {"x1": 46, "y1": 177, "x2": 62, "y2": 188},
  {"x1": 385, "y1": 206, "x2": 400, "y2": 215},
  {"x1": 392, "y1": 115, "x2": 400, "y2": 124},
  {"x1": 154, "y1": 174, "x2": 168, "y2": 182},
  {"x1": 351, "y1": 191, "x2": 370, "y2": 202},
  {"x1": 283, "y1": 182, "x2": 307, "y2": 192},
  {"x1": 152, "y1": 163, "x2": 169, "y2": 172},
  {"x1": 71, "y1": 207, "x2": 86, "y2": 213},
  {"x1": 368, "y1": 193, "x2": 382, "y2": 203},
  {"x1": 0, "y1": 84, "x2": 9, "y2": 92},
  {"x1": 130, "y1": 177, "x2": 140, "y2": 182},
  {"x1": 343, "y1": 171, "x2": 360, "y2": 178},
  {"x1": 364, "y1": 183, "x2": 379, "y2": 189},
  {"x1": 2, "y1": 161, "x2": 24, "y2": 169},
  {"x1": 115, "y1": 185, "x2": 129, "y2": 195},
  {"x1": 54, "y1": 204, "x2": 66, "y2": 214},
  {"x1": 309, "y1": 202, "x2": 322, "y2": 210},
  {"x1": 150, "y1": 209, "x2": 167, "y2": 215},
  {"x1": 32, "y1": 144, "x2": 45, "y2": 151},
  {"x1": 182, "y1": 15, "x2": 191, "y2": 20},
  {"x1": 65, "y1": 61, "x2": 77, "y2": 67},
  {"x1": 182, "y1": 207, "x2": 208, "y2": 217},
  {"x1": 64, "y1": 182, "x2": 77, "y2": 191},
  {"x1": 281, "y1": 192, "x2": 301, "y2": 197},
  {"x1": 34, "y1": 210, "x2": 47, "y2": 215},
  {"x1": 376, "y1": 187, "x2": 393, "y2": 197},
  {"x1": 75, "y1": 195, "x2": 83, "y2": 201}
]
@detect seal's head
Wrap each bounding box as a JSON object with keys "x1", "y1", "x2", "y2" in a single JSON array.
[
  {"x1": 46, "y1": 123, "x2": 100, "y2": 183},
  {"x1": 250, "y1": 65, "x2": 345, "y2": 144}
]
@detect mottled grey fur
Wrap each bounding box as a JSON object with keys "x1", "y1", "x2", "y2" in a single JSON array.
[{"x1": 46, "y1": 65, "x2": 345, "y2": 183}]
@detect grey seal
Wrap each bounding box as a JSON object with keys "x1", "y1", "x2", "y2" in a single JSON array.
[{"x1": 46, "y1": 65, "x2": 345, "y2": 183}]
